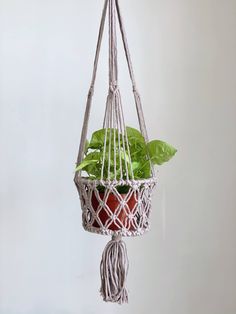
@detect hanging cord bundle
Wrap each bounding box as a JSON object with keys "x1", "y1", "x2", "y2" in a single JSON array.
[
  {"x1": 74, "y1": 0, "x2": 157, "y2": 304},
  {"x1": 100, "y1": 234, "x2": 129, "y2": 303}
]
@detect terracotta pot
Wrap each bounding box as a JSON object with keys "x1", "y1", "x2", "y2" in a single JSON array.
[{"x1": 91, "y1": 191, "x2": 138, "y2": 231}]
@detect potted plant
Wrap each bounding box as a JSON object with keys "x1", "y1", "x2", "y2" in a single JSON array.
[{"x1": 76, "y1": 127, "x2": 177, "y2": 231}]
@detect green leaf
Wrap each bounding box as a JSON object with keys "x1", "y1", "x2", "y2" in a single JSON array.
[
  {"x1": 120, "y1": 151, "x2": 131, "y2": 164},
  {"x1": 75, "y1": 159, "x2": 98, "y2": 172},
  {"x1": 126, "y1": 127, "x2": 145, "y2": 143},
  {"x1": 130, "y1": 145, "x2": 147, "y2": 160},
  {"x1": 133, "y1": 160, "x2": 151, "y2": 179},
  {"x1": 88, "y1": 129, "x2": 105, "y2": 149},
  {"x1": 116, "y1": 185, "x2": 130, "y2": 194},
  {"x1": 126, "y1": 127, "x2": 147, "y2": 160},
  {"x1": 88, "y1": 128, "x2": 119, "y2": 149},
  {"x1": 76, "y1": 126, "x2": 177, "y2": 180},
  {"x1": 147, "y1": 140, "x2": 177, "y2": 165},
  {"x1": 84, "y1": 163, "x2": 101, "y2": 178},
  {"x1": 75, "y1": 152, "x2": 101, "y2": 172},
  {"x1": 131, "y1": 161, "x2": 141, "y2": 171},
  {"x1": 126, "y1": 127, "x2": 146, "y2": 147}
]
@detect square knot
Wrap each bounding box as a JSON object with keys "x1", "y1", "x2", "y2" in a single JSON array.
[
  {"x1": 132, "y1": 184, "x2": 139, "y2": 190},
  {"x1": 120, "y1": 200, "x2": 126, "y2": 207},
  {"x1": 111, "y1": 214, "x2": 117, "y2": 221},
  {"x1": 128, "y1": 213, "x2": 134, "y2": 219},
  {"x1": 137, "y1": 199, "x2": 142, "y2": 205},
  {"x1": 109, "y1": 82, "x2": 119, "y2": 94},
  {"x1": 101, "y1": 227, "x2": 107, "y2": 234},
  {"x1": 142, "y1": 212, "x2": 147, "y2": 218}
]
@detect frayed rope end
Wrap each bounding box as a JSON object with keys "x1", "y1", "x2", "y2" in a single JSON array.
[{"x1": 100, "y1": 234, "x2": 129, "y2": 304}]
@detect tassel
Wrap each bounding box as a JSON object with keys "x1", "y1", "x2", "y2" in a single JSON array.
[{"x1": 100, "y1": 234, "x2": 129, "y2": 304}]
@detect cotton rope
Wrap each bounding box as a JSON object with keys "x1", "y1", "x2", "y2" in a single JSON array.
[
  {"x1": 100, "y1": 234, "x2": 129, "y2": 304},
  {"x1": 74, "y1": 0, "x2": 157, "y2": 304}
]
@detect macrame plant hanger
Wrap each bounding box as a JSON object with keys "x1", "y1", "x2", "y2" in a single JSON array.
[{"x1": 74, "y1": 0, "x2": 157, "y2": 304}]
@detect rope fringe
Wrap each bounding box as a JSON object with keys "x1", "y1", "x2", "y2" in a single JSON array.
[{"x1": 100, "y1": 235, "x2": 129, "y2": 304}]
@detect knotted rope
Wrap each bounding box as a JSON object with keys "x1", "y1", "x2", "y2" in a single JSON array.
[
  {"x1": 100, "y1": 234, "x2": 129, "y2": 304},
  {"x1": 75, "y1": 0, "x2": 153, "y2": 175},
  {"x1": 74, "y1": 0, "x2": 157, "y2": 304}
]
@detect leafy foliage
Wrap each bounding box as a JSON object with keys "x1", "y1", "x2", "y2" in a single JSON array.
[
  {"x1": 76, "y1": 127, "x2": 177, "y2": 180},
  {"x1": 147, "y1": 140, "x2": 177, "y2": 165}
]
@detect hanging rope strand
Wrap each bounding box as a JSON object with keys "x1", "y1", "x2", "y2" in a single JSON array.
[
  {"x1": 76, "y1": 0, "x2": 108, "y2": 166},
  {"x1": 115, "y1": 0, "x2": 155, "y2": 176},
  {"x1": 115, "y1": 0, "x2": 148, "y2": 139},
  {"x1": 115, "y1": 0, "x2": 136, "y2": 90},
  {"x1": 109, "y1": 0, "x2": 118, "y2": 87}
]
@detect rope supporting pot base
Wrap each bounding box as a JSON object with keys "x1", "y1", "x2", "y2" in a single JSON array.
[
  {"x1": 75, "y1": 177, "x2": 157, "y2": 237},
  {"x1": 100, "y1": 234, "x2": 129, "y2": 304},
  {"x1": 74, "y1": 0, "x2": 157, "y2": 304}
]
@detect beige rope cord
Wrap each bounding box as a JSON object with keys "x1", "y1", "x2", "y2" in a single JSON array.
[
  {"x1": 78, "y1": 177, "x2": 157, "y2": 237},
  {"x1": 74, "y1": 0, "x2": 157, "y2": 304}
]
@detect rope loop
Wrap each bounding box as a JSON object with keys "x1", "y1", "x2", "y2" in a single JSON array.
[{"x1": 109, "y1": 82, "x2": 119, "y2": 94}]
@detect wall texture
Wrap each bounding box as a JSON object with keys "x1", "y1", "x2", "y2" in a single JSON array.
[{"x1": 0, "y1": 0, "x2": 236, "y2": 313}]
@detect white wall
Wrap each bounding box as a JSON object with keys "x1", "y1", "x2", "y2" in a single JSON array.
[{"x1": 0, "y1": 0, "x2": 236, "y2": 313}]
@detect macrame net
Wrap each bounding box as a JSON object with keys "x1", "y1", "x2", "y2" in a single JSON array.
[{"x1": 74, "y1": 0, "x2": 157, "y2": 304}]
